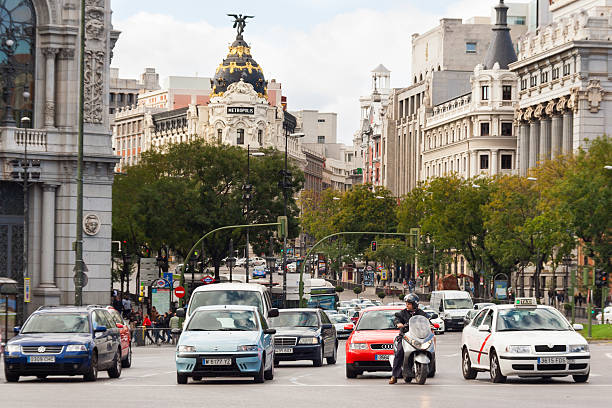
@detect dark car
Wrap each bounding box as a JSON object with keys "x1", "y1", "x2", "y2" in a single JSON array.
[
  {"x1": 3, "y1": 305, "x2": 123, "y2": 382},
  {"x1": 270, "y1": 308, "x2": 337, "y2": 367}
]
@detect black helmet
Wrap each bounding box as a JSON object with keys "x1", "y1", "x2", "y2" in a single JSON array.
[{"x1": 404, "y1": 293, "x2": 419, "y2": 307}]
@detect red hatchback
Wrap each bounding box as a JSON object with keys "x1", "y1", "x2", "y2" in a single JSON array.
[
  {"x1": 345, "y1": 306, "x2": 402, "y2": 378},
  {"x1": 106, "y1": 307, "x2": 132, "y2": 368}
]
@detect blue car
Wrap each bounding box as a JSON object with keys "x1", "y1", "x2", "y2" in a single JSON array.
[
  {"x1": 3, "y1": 305, "x2": 123, "y2": 382},
  {"x1": 175, "y1": 305, "x2": 276, "y2": 384},
  {"x1": 252, "y1": 266, "x2": 266, "y2": 279}
]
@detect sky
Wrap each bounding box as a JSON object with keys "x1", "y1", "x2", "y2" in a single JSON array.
[{"x1": 110, "y1": 0, "x2": 530, "y2": 145}]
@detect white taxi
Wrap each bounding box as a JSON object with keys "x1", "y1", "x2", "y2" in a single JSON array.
[{"x1": 461, "y1": 298, "x2": 590, "y2": 383}]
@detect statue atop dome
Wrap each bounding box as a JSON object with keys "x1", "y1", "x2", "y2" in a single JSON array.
[{"x1": 227, "y1": 14, "x2": 254, "y2": 39}]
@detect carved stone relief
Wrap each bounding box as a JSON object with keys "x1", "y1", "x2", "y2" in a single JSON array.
[
  {"x1": 83, "y1": 0, "x2": 107, "y2": 124},
  {"x1": 586, "y1": 80, "x2": 604, "y2": 113}
]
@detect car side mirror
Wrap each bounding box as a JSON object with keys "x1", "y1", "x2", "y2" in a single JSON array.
[
  {"x1": 13, "y1": 326, "x2": 20, "y2": 334},
  {"x1": 344, "y1": 324, "x2": 354, "y2": 330},
  {"x1": 267, "y1": 308, "x2": 279, "y2": 318},
  {"x1": 478, "y1": 324, "x2": 490, "y2": 332},
  {"x1": 431, "y1": 313, "x2": 439, "y2": 319},
  {"x1": 572, "y1": 323, "x2": 584, "y2": 331},
  {"x1": 264, "y1": 328, "x2": 276, "y2": 335},
  {"x1": 176, "y1": 308, "x2": 186, "y2": 318},
  {"x1": 94, "y1": 326, "x2": 107, "y2": 333},
  {"x1": 115, "y1": 323, "x2": 124, "y2": 329},
  {"x1": 321, "y1": 323, "x2": 333, "y2": 330}
]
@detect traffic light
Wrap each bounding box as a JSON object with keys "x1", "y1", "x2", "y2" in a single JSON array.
[
  {"x1": 595, "y1": 269, "x2": 608, "y2": 288},
  {"x1": 277, "y1": 216, "x2": 288, "y2": 238},
  {"x1": 139, "y1": 282, "x2": 145, "y2": 302},
  {"x1": 371, "y1": 241, "x2": 377, "y2": 252}
]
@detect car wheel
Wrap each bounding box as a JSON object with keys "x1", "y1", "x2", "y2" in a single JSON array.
[
  {"x1": 83, "y1": 351, "x2": 98, "y2": 382},
  {"x1": 489, "y1": 350, "x2": 506, "y2": 383},
  {"x1": 5, "y1": 367, "x2": 19, "y2": 383},
  {"x1": 108, "y1": 349, "x2": 123, "y2": 378},
  {"x1": 345, "y1": 363, "x2": 357, "y2": 378},
  {"x1": 177, "y1": 372, "x2": 188, "y2": 384},
  {"x1": 313, "y1": 344, "x2": 323, "y2": 367},
  {"x1": 264, "y1": 354, "x2": 274, "y2": 380},
  {"x1": 274, "y1": 358, "x2": 280, "y2": 367},
  {"x1": 462, "y1": 347, "x2": 477, "y2": 380},
  {"x1": 254, "y1": 358, "x2": 265, "y2": 383},
  {"x1": 121, "y1": 346, "x2": 132, "y2": 368},
  {"x1": 573, "y1": 371, "x2": 590, "y2": 383},
  {"x1": 326, "y1": 342, "x2": 338, "y2": 365}
]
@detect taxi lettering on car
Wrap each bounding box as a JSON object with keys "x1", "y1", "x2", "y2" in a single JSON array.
[{"x1": 461, "y1": 298, "x2": 590, "y2": 383}]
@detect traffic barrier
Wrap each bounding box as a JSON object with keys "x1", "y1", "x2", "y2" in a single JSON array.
[{"x1": 130, "y1": 327, "x2": 180, "y2": 346}]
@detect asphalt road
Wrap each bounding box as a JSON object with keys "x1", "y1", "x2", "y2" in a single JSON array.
[{"x1": 2, "y1": 333, "x2": 611, "y2": 408}]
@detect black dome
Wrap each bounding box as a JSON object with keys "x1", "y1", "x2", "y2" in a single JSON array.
[{"x1": 211, "y1": 37, "x2": 267, "y2": 97}]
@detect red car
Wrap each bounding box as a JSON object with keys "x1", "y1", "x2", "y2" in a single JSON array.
[
  {"x1": 106, "y1": 307, "x2": 132, "y2": 368},
  {"x1": 345, "y1": 306, "x2": 403, "y2": 378}
]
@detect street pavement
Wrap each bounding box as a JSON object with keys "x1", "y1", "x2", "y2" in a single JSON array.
[{"x1": 2, "y1": 332, "x2": 611, "y2": 408}]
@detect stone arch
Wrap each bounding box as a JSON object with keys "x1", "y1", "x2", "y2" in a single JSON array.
[{"x1": 32, "y1": 0, "x2": 52, "y2": 25}]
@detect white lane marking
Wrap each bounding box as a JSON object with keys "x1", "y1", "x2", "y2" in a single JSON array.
[
  {"x1": 140, "y1": 370, "x2": 175, "y2": 378},
  {"x1": 442, "y1": 353, "x2": 459, "y2": 357},
  {"x1": 288, "y1": 373, "x2": 312, "y2": 386},
  {"x1": 104, "y1": 383, "x2": 612, "y2": 388}
]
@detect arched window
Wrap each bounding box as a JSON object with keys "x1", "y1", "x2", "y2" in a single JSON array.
[{"x1": 0, "y1": 0, "x2": 36, "y2": 126}]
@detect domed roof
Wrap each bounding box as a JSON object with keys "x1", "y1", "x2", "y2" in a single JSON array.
[{"x1": 211, "y1": 37, "x2": 267, "y2": 98}]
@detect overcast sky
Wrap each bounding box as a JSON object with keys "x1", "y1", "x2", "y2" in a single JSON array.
[{"x1": 111, "y1": 0, "x2": 530, "y2": 145}]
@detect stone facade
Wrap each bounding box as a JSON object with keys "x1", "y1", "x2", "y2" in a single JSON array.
[{"x1": 0, "y1": 0, "x2": 117, "y2": 314}]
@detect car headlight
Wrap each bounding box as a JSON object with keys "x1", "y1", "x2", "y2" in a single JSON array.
[
  {"x1": 299, "y1": 337, "x2": 319, "y2": 345},
  {"x1": 420, "y1": 340, "x2": 432, "y2": 350},
  {"x1": 569, "y1": 344, "x2": 589, "y2": 353},
  {"x1": 237, "y1": 345, "x2": 259, "y2": 352},
  {"x1": 66, "y1": 344, "x2": 88, "y2": 352},
  {"x1": 349, "y1": 342, "x2": 368, "y2": 350},
  {"x1": 6, "y1": 344, "x2": 21, "y2": 353},
  {"x1": 177, "y1": 345, "x2": 196, "y2": 353},
  {"x1": 505, "y1": 345, "x2": 531, "y2": 353}
]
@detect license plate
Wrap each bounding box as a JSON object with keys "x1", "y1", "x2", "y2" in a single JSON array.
[
  {"x1": 276, "y1": 348, "x2": 293, "y2": 354},
  {"x1": 375, "y1": 354, "x2": 390, "y2": 361},
  {"x1": 202, "y1": 358, "x2": 231, "y2": 366},
  {"x1": 538, "y1": 357, "x2": 566, "y2": 364},
  {"x1": 28, "y1": 355, "x2": 55, "y2": 363}
]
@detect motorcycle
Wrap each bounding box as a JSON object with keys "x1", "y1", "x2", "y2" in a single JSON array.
[{"x1": 389, "y1": 314, "x2": 437, "y2": 384}]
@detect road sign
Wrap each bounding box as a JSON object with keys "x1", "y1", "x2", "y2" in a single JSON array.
[
  {"x1": 201, "y1": 275, "x2": 215, "y2": 285},
  {"x1": 140, "y1": 257, "x2": 159, "y2": 283},
  {"x1": 155, "y1": 278, "x2": 167, "y2": 288},
  {"x1": 174, "y1": 286, "x2": 186, "y2": 298},
  {"x1": 24, "y1": 277, "x2": 31, "y2": 302},
  {"x1": 163, "y1": 272, "x2": 173, "y2": 288},
  {"x1": 73, "y1": 273, "x2": 89, "y2": 288}
]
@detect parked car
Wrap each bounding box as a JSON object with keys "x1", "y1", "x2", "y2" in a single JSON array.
[
  {"x1": 175, "y1": 305, "x2": 276, "y2": 384},
  {"x1": 249, "y1": 257, "x2": 266, "y2": 267},
  {"x1": 270, "y1": 308, "x2": 338, "y2": 366},
  {"x1": 105, "y1": 306, "x2": 132, "y2": 367},
  {"x1": 3, "y1": 305, "x2": 123, "y2": 382},
  {"x1": 235, "y1": 258, "x2": 247, "y2": 267}
]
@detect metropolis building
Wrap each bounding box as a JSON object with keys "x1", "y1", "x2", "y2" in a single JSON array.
[{"x1": 0, "y1": 0, "x2": 117, "y2": 317}]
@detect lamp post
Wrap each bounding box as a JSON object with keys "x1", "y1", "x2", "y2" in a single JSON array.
[
  {"x1": 244, "y1": 146, "x2": 264, "y2": 283},
  {"x1": 19, "y1": 93, "x2": 31, "y2": 324},
  {"x1": 265, "y1": 235, "x2": 275, "y2": 289},
  {"x1": 1, "y1": 29, "x2": 17, "y2": 126},
  {"x1": 227, "y1": 239, "x2": 236, "y2": 283}
]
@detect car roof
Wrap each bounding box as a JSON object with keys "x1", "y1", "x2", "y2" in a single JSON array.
[
  {"x1": 360, "y1": 306, "x2": 403, "y2": 312},
  {"x1": 192, "y1": 305, "x2": 258, "y2": 313},
  {"x1": 35, "y1": 305, "x2": 104, "y2": 313},
  {"x1": 278, "y1": 308, "x2": 320, "y2": 313},
  {"x1": 192, "y1": 282, "x2": 267, "y2": 293}
]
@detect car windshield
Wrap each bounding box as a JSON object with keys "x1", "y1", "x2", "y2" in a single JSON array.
[
  {"x1": 496, "y1": 308, "x2": 572, "y2": 331},
  {"x1": 444, "y1": 298, "x2": 473, "y2": 310},
  {"x1": 356, "y1": 310, "x2": 397, "y2": 330},
  {"x1": 270, "y1": 311, "x2": 319, "y2": 328},
  {"x1": 189, "y1": 290, "x2": 263, "y2": 315},
  {"x1": 21, "y1": 313, "x2": 90, "y2": 334},
  {"x1": 330, "y1": 314, "x2": 350, "y2": 324},
  {"x1": 186, "y1": 310, "x2": 258, "y2": 331}
]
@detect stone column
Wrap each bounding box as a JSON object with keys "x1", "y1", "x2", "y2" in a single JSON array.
[
  {"x1": 540, "y1": 117, "x2": 552, "y2": 161},
  {"x1": 529, "y1": 121, "x2": 540, "y2": 169},
  {"x1": 519, "y1": 123, "x2": 529, "y2": 176},
  {"x1": 42, "y1": 48, "x2": 59, "y2": 128},
  {"x1": 470, "y1": 151, "x2": 478, "y2": 177},
  {"x1": 551, "y1": 115, "x2": 563, "y2": 158},
  {"x1": 562, "y1": 111, "x2": 573, "y2": 154},
  {"x1": 40, "y1": 184, "x2": 58, "y2": 288},
  {"x1": 491, "y1": 149, "x2": 498, "y2": 175}
]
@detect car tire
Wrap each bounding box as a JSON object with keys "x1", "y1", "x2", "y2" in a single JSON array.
[
  {"x1": 573, "y1": 371, "x2": 589, "y2": 383},
  {"x1": 462, "y1": 347, "x2": 477, "y2": 380},
  {"x1": 254, "y1": 358, "x2": 265, "y2": 383},
  {"x1": 83, "y1": 351, "x2": 98, "y2": 382},
  {"x1": 177, "y1": 372, "x2": 188, "y2": 384},
  {"x1": 274, "y1": 358, "x2": 280, "y2": 367},
  {"x1": 489, "y1": 350, "x2": 506, "y2": 383},
  {"x1": 5, "y1": 368, "x2": 19, "y2": 383},
  {"x1": 326, "y1": 342, "x2": 338, "y2": 365},
  {"x1": 345, "y1": 363, "x2": 357, "y2": 378},
  {"x1": 108, "y1": 349, "x2": 122, "y2": 378},
  {"x1": 121, "y1": 346, "x2": 132, "y2": 368},
  {"x1": 313, "y1": 344, "x2": 323, "y2": 367},
  {"x1": 264, "y1": 355, "x2": 274, "y2": 380}
]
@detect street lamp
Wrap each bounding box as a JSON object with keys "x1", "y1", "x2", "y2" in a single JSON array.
[
  {"x1": 1, "y1": 29, "x2": 17, "y2": 126},
  {"x1": 244, "y1": 145, "x2": 265, "y2": 283},
  {"x1": 227, "y1": 239, "x2": 236, "y2": 283},
  {"x1": 265, "y1": 235, "x2": 276, "y2": 288}
]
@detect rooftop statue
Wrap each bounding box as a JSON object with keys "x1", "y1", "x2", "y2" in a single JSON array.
[{"x1": 227, "y1": 14, "x2": 254, "y2": 38}]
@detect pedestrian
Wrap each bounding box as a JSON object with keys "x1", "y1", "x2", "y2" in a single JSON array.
[
  {"x1": 151, "y1": 306, "x2": 159, "y2": 322},
  {"x1": 122, "y1": 295, "x2": 132, "y2": 319},
  {"x1": 548, "y1": 288, "x2": 555, "y2": 306},
  {"x1": 143, "y1": 314, "x2": 155, "y2": 345},
  {"x1": 154, "y1": 314, "x2": 165, "y2": 345},
  {"x1": 163, "y1": 312, "x2": 172, "y2": 343},
  {"x1": 169, "y1": 312, "x2": 181, "y2": 345},
  {"x1": 376, "y1": 273, "x2": 381, "y2": 286},
  {"x1": 112, "y1": 295, "x2": 123, "y2": 313}
]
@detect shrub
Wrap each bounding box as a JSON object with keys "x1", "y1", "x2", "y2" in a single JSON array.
[
  {"x1": 335, "y1": 286, "x2": 344, "y2": 293},
  {"x1": 353, "y1": 287, "x2": 362, "y2": 295},
  {"x1": 377, "y1": 291, "x2": 386, "y2": 300}
]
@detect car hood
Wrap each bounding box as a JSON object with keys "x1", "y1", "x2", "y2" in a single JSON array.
[
  {"x1": 494, "y1": 330, "x2": 587, "y2": 345},
  {"x1": 272, "y1": 327, "x2": 319, "y2": 337},
  {"x1": 9, "y1": 333, "x2": 91, "y2": 345},
  {"x1": 444, "y1": 309, "x2": 471, "y2": 318},
  {"x1": 179, "y1": 330, "x2": 261, "y2": 352},
  {"x1": 351, "y1": 329, "x2": 397, "y2": 343}
]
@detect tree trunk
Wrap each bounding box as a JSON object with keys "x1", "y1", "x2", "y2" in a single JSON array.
[{"x1": 214, "y1": 260, "x2": 221, "y2": 281}]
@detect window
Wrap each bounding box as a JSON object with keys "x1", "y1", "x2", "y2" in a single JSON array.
[
  {"x1": 502, "y1": 85, "x2": 512, "y2": 100},
  {"x1": 481, "y1": 85, "x2": 489, "y2": 100},
  {"x1": 552, "y1": 67, "x2": 560, "y2": 80},
  {"x1": 317, "y1": 119, "x2": 325, "y2": 123},
  {"x1": 530, "y1": 75, "x2": 537, "y2": 87},
  {"x1": 237, "y1": 129, "x2": 244, "y2": 145},
  {"x1": 520, "y1": 78, "x2": 528, "y2": 90},
  {"x1": 501, "y1": 122, "x2": 513, "y2": 136},
  {"x1": 563, "y1": 63, "x2": 571, "y2": 76},
  {"x1": 110, "y1": 93, "x2": 115, "y2": 103},
  {"x1": 463, "y1": 157, "x2": 467, "y2": 172},
  {"x1": 541, "y1": 71, "x2": 548, "y2": 83},
  {"x1": 119, "y1": 93, "x2": 124, "y2": 103},
  {"x1": 109, "y1": 107, "x2": 115, "y2": 114},
  {"x1": 317, "y1": 136, "x2": 325, "y2": 144},
  {"x1": 501, "y1": 154, "x2": 512, "y2": 169},
  {"x1": 508, "y1": 16, "x2": 526, "y2": 25},
  {"x1": 257, "y1": 129, "x2": 263, "y2": 145},
  {"x1": 217, "y1": 129, "x2": 222, "y2": 143},
  {"x1": 480, "y1": 154, "x2": 489, "y2": 169},
  {"x1": 466, "y1": 42, "x2": 477, "y2": 53},
  {"x1": 480, "y1": 122, "x2": 490, "y2": 136},
  {"x1": 472, "y1": 309, "x2": 488, "y2": 327}
]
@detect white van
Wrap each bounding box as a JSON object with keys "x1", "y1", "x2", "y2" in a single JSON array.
[
  {"x1": 177, "y1": 282, "x2": 278, "y2": 322},
  {"x1": 429, "y1": 290, "x2": 473, "y2": 331}
]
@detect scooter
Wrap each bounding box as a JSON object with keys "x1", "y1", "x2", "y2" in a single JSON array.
[{"x1": 389, "y1": 314, "x2": 437, "y2": 384}]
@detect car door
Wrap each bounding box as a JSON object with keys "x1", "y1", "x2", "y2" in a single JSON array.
[
  {"x1": 92, "y1": 310, "x2": 112, "y2": 366},
  {"x1": 472, "y1": 310, "x2": 494, "y2": 369},
  {"x1": 465, "y1": 309, "x2": 488, "y2": 365},
  {"x1": 103, "y1": 310, "x2": 121, "y2": 357},
  {"x1": 319, "y1": 311, "x2": 335, "y2": 356},
  {"x1": 259, "y1": 312, "x2": 273, "y2": 367}
]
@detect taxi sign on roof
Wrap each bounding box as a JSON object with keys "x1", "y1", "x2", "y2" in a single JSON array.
[{"x1": 514, "y1": 297, "x2": 537, "y2": 307}]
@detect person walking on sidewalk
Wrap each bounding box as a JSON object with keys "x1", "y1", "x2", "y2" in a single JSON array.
[
  {"x1": 169, "y1": 312, "x2": 181, "y2": 345},
  {"x1": 143, "y1": 314, "x2": 155, "y2": 345}
]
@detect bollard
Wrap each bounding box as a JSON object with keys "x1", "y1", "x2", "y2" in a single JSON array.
[{"x1": 134, "y1": 325, "x2": 145, "y2": 346}]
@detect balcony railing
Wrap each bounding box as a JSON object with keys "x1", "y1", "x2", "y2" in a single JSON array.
[{"x1": 1, "y1": 127, "x2": 48, "y2": 152}]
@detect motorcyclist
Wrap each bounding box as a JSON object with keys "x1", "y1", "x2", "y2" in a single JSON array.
[{"x1": 389, "y1": 293, "x2": 428, "y2": 384}]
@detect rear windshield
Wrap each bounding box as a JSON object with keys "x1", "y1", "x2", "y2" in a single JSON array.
[
  {"x1": 356, "y1": 310, "x2": 397, "y2": 330},
  {"x1": 21, "y1": 313, "x2": 90, "y2": 334},
  {"x1": 189, "y1": 290, "x2": 263, "y2": 315}
]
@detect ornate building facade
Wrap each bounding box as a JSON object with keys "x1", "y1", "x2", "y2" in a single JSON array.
[{"x1": 0, "y1": 0, "x2": 117, "y2": 316}]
